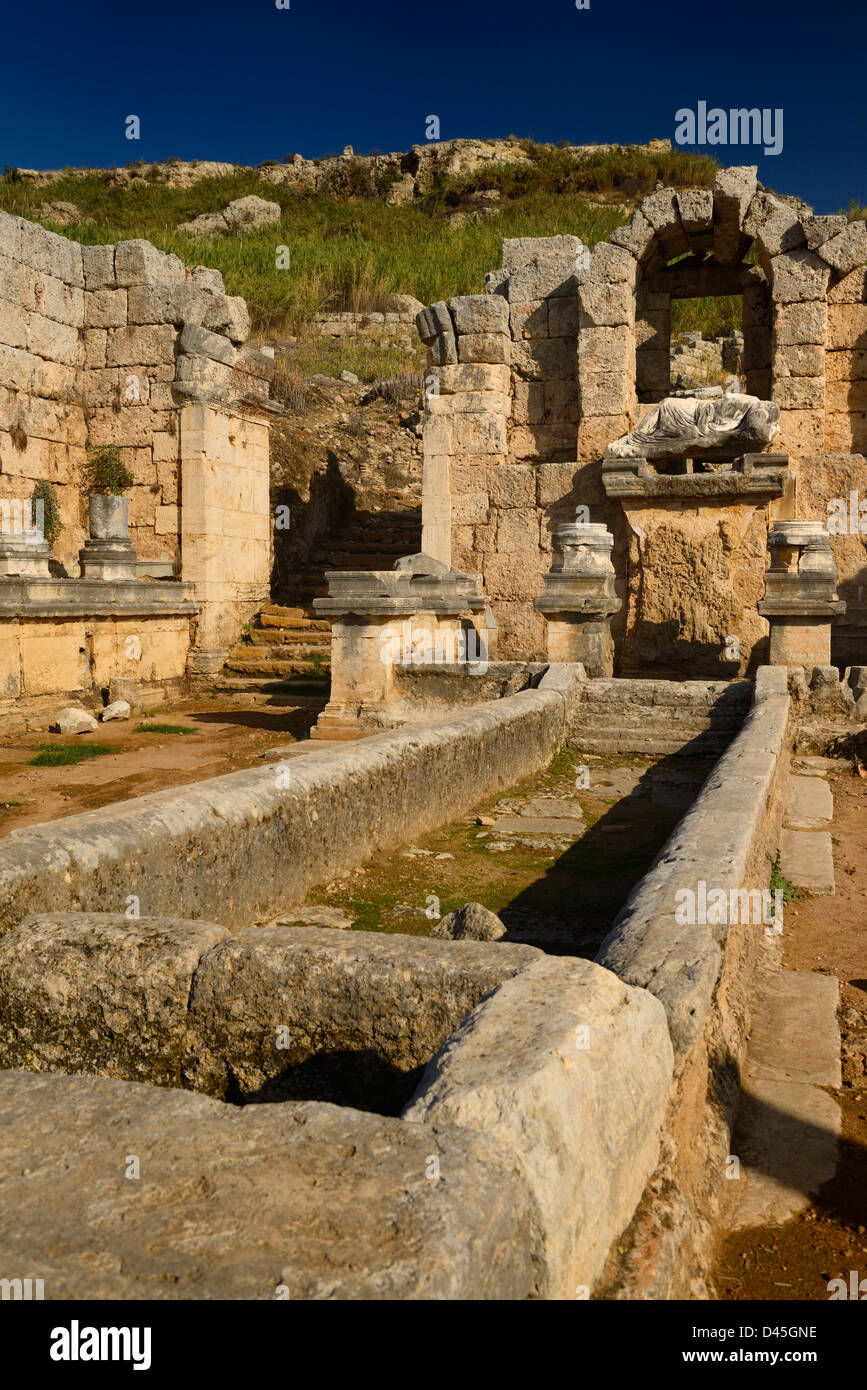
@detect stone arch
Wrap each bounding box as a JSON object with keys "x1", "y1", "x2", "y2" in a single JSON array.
[{"x1": 576, "y1": 165, "x2": 865, "y2": 465}]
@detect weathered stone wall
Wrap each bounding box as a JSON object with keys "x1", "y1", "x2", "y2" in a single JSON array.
[
  {"x1": 0, "y1": 213, "x2": 275, "y2": 671},
  {"x1": 0, "y1": 606, "x2": 193, "y2": 722},
  {"x1": 417, "y1": 170, "x2": 867, "y2": 668},
  {"x1": 0, "y1": 914, "x2": 672, "y2": 1299},
  {"x1": 0, "y1": 217, "x2": 88, "y2": 554},
  {"x1": 595, "y1": 670, "x2": 792, "y2": 1296},
  {"x1": 0, "y1": 681, "x2": 572, "y2": 936}
]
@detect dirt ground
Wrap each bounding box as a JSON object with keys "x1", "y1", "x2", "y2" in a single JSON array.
[
  {"x1": 713, "y1": 770, "x2": 867, "y2": 1300},
  {"x1": 0, "y1": 697, "x2": 321, "y2": 838}
]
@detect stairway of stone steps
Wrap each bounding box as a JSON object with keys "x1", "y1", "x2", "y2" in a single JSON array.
[
  {"x1": 570, "y1": 678, "x2": 753, "y2": 757},
  {"x1": 215, "y1": 508, "x2": 420, "y2": 703}
]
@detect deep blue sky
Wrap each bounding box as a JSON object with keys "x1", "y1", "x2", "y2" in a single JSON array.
[{"x1": 2, "y1": 0, "x2": 864, "y2": 212}]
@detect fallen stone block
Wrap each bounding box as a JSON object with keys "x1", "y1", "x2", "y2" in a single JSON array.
[
  {"x1": 404, "y1": 955, "x2": 673, "y2": 1298},
  {"x1": 49, "y1": 706, "x2": 99, "y2": 735},
  {"x1": 100, "y1": 700, "x2": 130, "y2": 723}
]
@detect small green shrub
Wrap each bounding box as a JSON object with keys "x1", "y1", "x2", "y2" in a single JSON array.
[
  {"x1": 768, "y1": 849, "x2": 806, "y2": 903},
  {"x1": 31, "y1": 743, "x2": 114, "y2": 766},
  {"x1": 82, "y1": 445, "x2": 135, "y2": 495},
  {"x1": 31, "y1": 480, "x2": 63, "y2": 546},
  {"x1": 134, "y1": 722, "x2": 199, "y2": 735}
]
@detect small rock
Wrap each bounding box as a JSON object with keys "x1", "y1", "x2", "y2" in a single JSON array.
[
  {"x1": 385, "y1": 293, "x2": 425, "y2": 315},
  {"x1": 100, "y1": 700, "x2": 130, "y2": 723},
  {"x1": 430, "y1": 901, "x2": 506, "y2": 942},
  {"x1": 339, "y1": 370, "x2": 360, "y2": 385},
  {"x1": 49, "y1": 707, "x2": 99, "y2": 735},
  {"x1": 434, "y1": 852, "x2": 454, "y2": 861},
  {"x1": 37, "y1": 200, "x2": 93, "y2": 227},
  {"x1": 475, "y1": 815, "x2": 496, "y2": 826}
]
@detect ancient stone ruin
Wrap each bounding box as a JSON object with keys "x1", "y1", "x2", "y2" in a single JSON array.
[
  {"x1": 0, "y1": 162, "x2": 865, "y2": 1303},
  {"x1": 415, "y1": 167, "x2": 866, "y2": 678}
]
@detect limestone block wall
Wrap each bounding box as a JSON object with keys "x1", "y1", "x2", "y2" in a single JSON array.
[
  {"x1": 0, "y1": 612, "x2": 191, "y2": 706},
  {"x1": 0, "y1": 212, "x2": 275, "y2": 666},
  {"x1": 825, "y1": 262, "x2": 867, "y2": 455},
  {"x1": 0, "y1": 217, "x2": 88, "y2": 549}
]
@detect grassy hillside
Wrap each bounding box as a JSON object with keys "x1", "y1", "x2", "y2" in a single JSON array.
[
  {"x1": 6, "y1": 145, "x2": 844, "y2": 376},
  {"x1": 0, "y1": 149, "x2": 720, "y2": 339}
]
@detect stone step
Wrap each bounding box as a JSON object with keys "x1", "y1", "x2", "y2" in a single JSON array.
[
  {"x1": 783, "y1": 775, "x2": 834, "y2": 831},
  {"x1": 577, "y1": 693, "x2": 751, "y2": 714},
  {"x1": 258, "y1": 613, "x2": 330, "y2": 632},
  {"x1": 228, "y1": 643, "x2": 330, "y2": 663},
  {"x1": 259, "y1": 604, "x2": 308, "y2": 619},
  {"x1": 251, "y1": 627, "x2": 331, "y2": 646},
  {"x1": 573, "y1": 732, "x2": 735, "y2": 756},
  {"x1": 212, "y1": 679, "x2": 328, "y2": 707},
  {"x1": 569, "y1": 717, "x2": 744, "y2": 739},
  {"x1": 780, "y1": 828, "x2": 835, "y2": 894},
  {"x1": 224, "y1": 657, "x2": 331, "y2": 677}
]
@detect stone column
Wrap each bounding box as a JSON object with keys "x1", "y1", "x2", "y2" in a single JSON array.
[
  {"x1": 758, "y1": 520, "x2": 845, "y2": 667},
  {"x1": 534, "y1": 521, "x2": 621, "y2": 676},
  {"x1": 179, "y1": 401, "x2": 272, "y2": 673},
  {"x1": 311, "y1": 554, "x2": 487, "y2": 740},
  {"x1": 78, "y1": 495, "x2": 137, "y2": 580}
]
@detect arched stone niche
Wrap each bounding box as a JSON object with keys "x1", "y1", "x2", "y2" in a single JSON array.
[{"x1": 576, "y1": 166, "x2": 866, "y2": 467}]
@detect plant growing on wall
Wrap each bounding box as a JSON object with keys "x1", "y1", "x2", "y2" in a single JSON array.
[
  {"x1": 31, "y1": 480, "x2": 63, "y2": 547},
  {"x1": 82, "y1": 445, "x2": 135, "y2": 496}
]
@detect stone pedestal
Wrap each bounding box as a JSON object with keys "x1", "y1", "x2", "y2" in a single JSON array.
[
  {"x1": 79, "y1": 495, "x2": 138, "y2": 581},
  {"x1": 311, "y1": 554, "x2": 487, "y2": 740},
  {"x1": 758, "y1": 520, "x2": 845, "y2": 668},
  {"x1": 534, "y1": 522, "x2": 621, "y2": 677},
  {"x1": 0, "y1": 533, "x2": 50, "y2": 578},
  {"x1": 0, "y1": 497, "x2": 51, "y2": 577}
]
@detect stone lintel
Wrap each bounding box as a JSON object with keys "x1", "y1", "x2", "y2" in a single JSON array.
[
  {"x1": 0, "y1": 577, "x2": 198, "y2": 619},
  {"x1": 757, "y1": 599, "x2": 846, "y2": 618},
  {"x1": 314, "y1": 567, "x2": 486, "y2": 620},
  {"x1": 602, "y1": 455, "x2": 791, "y2": 501}
]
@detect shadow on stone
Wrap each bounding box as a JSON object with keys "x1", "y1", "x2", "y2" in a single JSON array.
[{"x1": 226, "y1": 1050, "x2": 426, "y2": 1117}]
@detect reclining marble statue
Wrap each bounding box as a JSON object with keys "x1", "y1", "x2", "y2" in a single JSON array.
[{"x1": 604, "y1": 391, "x2": 781, "y2": 462}]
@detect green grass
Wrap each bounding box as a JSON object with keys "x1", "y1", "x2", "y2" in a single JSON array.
[
  {"x1": 134, "y1": 722, "x2": 199, "y2": 735},
  {"x1": 0, "y1": 171, "x2": 632, "y2": 336},
  {"x1": 30, "y1": 743, "x2": 114, "y2": 766},
  {"x1": 10, "y1": 145, "x2": 859, "y2": 366},
  {"x1": 0, "y1": 799, "x2": 23, "y2": 810},
  {"x1": 0, "y1": 152, "x2": 693, "y2": 339},
  {"x1": 434, "y1": 144, "x2": 718, "y2": 203}
]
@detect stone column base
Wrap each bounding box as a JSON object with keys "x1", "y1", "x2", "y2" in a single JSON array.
[
  {"x1": 0, "y1": 537, "x2": 50, "y2": 578},
  {"x1": 79, "y1": 539, "x2": 138, "y2": 581},
  {"x1": 767, "y1": 618, "x2": 833, "y2": 668},
  {"x1": 544, "y1": 616, "x2": 615, "y2": 677},
  {"x1": 187, "y1": 648, "x2": 228, "y2": 677}
]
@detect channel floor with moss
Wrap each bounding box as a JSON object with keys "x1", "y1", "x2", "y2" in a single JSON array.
[{"x1": 275, "y1": 749, "x2": 718, "y2": 957}]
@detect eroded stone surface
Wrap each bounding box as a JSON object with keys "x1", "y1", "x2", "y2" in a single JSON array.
[{"x1": 0, "y1": 1071, "x2": 534, "y2": 1300}]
